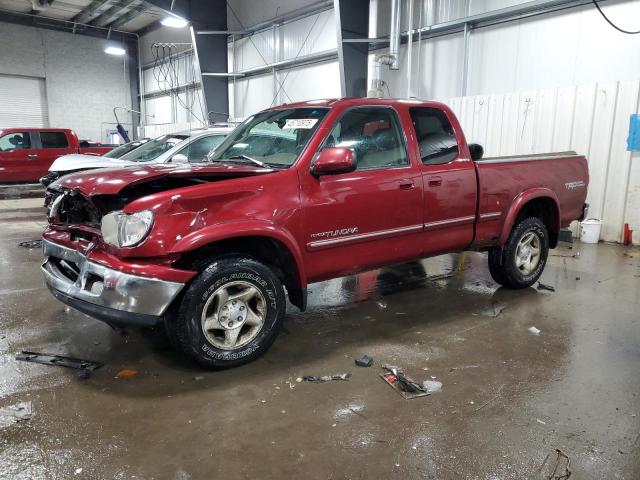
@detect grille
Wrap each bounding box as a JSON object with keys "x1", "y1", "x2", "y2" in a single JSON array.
[{"x1": 49, "y1": 191, "x2": 102, "y2": 227}]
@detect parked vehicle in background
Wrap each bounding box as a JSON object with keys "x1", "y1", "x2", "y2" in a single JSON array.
[
  {"x1": 40, "y1": 138, "x2": 151, "y2": 187},
  {"x1": 0, "y1": 128, "x2": 114, "y2": 183},
  {"x1": 42, "y1": 126, "x2": 234, "y2": 190},
  {"x1": 41, "y1": 98, "x2": 589, "y2": 369}
]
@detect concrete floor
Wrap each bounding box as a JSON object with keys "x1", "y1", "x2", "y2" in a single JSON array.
[{"x1": 0, "y1": 196, "x2": 638, "y2": 480}]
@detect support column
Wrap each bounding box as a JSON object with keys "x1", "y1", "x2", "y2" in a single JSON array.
[{"x1": 334, "y1": 0, "x2": 370, "y2": 97}]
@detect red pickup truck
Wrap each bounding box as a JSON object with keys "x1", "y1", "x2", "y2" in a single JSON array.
[
  {"x1": 41, "y1": 98, "x2": 589, "y2": 368},
  {"x1": 0, "y1": 128, "x2": 113, "y2": 183}
]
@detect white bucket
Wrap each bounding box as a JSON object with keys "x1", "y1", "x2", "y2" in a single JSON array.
[{"x1": 580, "y1": 218, "x2": 602, "y2": 244}]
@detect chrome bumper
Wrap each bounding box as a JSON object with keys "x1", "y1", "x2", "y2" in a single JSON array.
[{"x1": 42, "y1": 239, "x2": 184, "y2": 323}]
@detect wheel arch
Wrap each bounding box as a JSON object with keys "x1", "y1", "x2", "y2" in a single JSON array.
[
  {"x1": 499, "y1": 189, "x2": 561, "y2": 248},
  {"x1": 171, "y1": 222, "x2": 308, "y2": 311}
]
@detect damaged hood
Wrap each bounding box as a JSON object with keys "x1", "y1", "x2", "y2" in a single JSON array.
[
  {"x1": 48, "y1": 153, "x2": 127, "y2": 173},
  {"x1": 54, "y1": 163, "x2": 277, "y2": 196}
]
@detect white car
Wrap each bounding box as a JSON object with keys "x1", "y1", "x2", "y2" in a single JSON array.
[{"x1": 42, "y1": 126, "x2": 234, "y2": 186}]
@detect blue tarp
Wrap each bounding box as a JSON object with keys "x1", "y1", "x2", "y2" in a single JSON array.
[{"x1": 628, "y1": 114, "x2": 640, "y2": 152}]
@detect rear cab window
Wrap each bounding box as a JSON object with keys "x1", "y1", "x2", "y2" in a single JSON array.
[
  {"x1": 0, "y1": 132, "x2": 33, "y2": 152},
  {"x1": 40, "y1": 131, "x2": 69, "y2": 149},
  {"x1": 409, "y1": 107, "x2": 459, "y2": 165}
]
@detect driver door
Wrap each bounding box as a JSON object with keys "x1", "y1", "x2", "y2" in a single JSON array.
[
  {"x1": 301, "y1": 106, "x2": 424, "y2": 282},
  {"x1": 0, "y1": 131, "x2": 40, "y2": 183}
]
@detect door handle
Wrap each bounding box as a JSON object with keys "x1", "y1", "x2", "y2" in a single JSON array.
[
  {"x1": 399, "y1": 181, "x2": 415, "y2": 190},
  {"x1": 27, "y1": 154, "x2": 38, "y2": 159},
  {"x1": 428, "y1": 176, "x2": 442, "y2": 187}
]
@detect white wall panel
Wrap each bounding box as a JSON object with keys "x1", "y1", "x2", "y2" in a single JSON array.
[
  {"x1": 281, "y1": 9, "x2": 336, "y2": 60},
  {"x1": 438, "y1": 80, "x2": 640, "y2": 244},
  {"x1": 277, "y1": 61, "x2": 341, "y2": 104},
  {"x1": 601, "y1": 80, "x2": 640, "y2": 242},
  {"x1": 229, "y1": 73, "x2": 275, "y2": 119}
]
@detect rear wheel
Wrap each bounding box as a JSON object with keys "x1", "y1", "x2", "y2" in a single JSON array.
[
  {"x1": 169, "y1": 255, "x2": 286, "y2": 369},
  {"x1": 488, "y1": 217, "x2": 549, "y2": 289}
]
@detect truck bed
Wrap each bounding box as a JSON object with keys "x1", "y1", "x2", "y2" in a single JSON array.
[{"x1": 473, "y1": 151, "x2": 589, "y2": 247}]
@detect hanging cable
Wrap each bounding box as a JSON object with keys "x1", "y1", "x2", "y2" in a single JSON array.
[{"x1": 591, "y1": 0, "x2": 640, "y2": 34}]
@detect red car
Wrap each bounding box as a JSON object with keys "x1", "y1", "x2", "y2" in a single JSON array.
[
  {"x1": 0, "y1": 128, "x2": 114, "y2": 183},
  {"x1": 41, "y1": 98, "x2": 589, "y2": 368}
]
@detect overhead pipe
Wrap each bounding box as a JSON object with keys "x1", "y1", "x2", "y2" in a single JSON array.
[{"x1": 368, "y1": 0, "x2": 402, "y2": 97}]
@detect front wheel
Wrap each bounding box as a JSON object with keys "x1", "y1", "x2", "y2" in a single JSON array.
[
  {"x1": 488, "y1": 217, "x2": 549, "y2": 289},
  {"x1": 170, "y1": 255, "x2": 286, "y2": 369}
]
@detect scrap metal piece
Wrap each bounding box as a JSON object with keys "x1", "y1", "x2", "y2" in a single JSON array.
[
  {"x1": 303, "y1": 373, "x2": 351, "y2": 382},
  {"x1": 381, "y1": 364, "x2": 428, "y2": 399},
  {"x1": 18, "y1": 239, "x2": 43, "y2": 249},
  {"x1": 537, "y1": 282, "x2": 556, "y2": 292},
  {"x1": 16, "y1": 351, "x2": 103, "y2": 372},
  {"x1": 536, "y1": 448, "x2": 572, "y2": 480}
]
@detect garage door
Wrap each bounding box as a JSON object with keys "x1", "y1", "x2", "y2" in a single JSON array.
[{"x1": 0, "y1": 74, "x2": 49, "y2": 128}]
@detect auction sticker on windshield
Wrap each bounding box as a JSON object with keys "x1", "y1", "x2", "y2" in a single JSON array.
[{"x1": 283, "y1": 119, "x2": 318, "y2": 129}]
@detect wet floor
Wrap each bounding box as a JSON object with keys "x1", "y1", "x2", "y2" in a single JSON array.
[{"x1": 0, "y1": 197, "x2": 638, "y2": 479}]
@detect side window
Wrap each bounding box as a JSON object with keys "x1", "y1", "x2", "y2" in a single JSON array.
[
  {"x1": 323, "y1": 107, "x2": 408, "y2": 171},
  {"x1": 409, "y1": 108, "x2": 459, "y2": 165},
  {"x1": 0, "y1": 132, "x2": 32, "y2": 152},
  {"x1": 40, "y1": 131, "x2": 69, "y2": 149},
  {"x1": 182, "y1": 135, "x2": 225, "y2": 163}
]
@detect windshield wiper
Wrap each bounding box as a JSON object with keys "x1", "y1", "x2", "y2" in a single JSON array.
[
  {"x1": 211, "y1": 155, "x2": 283, "y2": 169},
  {"x1": 226, "y1": 154, "x2": 269, "y2": 168}
]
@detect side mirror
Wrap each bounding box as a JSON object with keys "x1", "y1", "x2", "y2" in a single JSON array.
[
  {"x1": 469, "y1": 143, "x2": 484, "y2": 161},
  {"x1": 311, "y1": 147, "x2": 356, "y2": 176},
  {"x1": 171, "y1": 153, "x2": 188, "y2": 164}
]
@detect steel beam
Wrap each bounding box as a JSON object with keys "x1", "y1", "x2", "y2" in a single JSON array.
[
  {"x1": 90, "y1": 0, "x2": 138, "y2": 26},
  {"x1": 108, "y1": 2, "x2": 146, "y2": 29},
  {"x1": 334, "y1": 0, "x2": 370, "y2": 97},
  {"x1": 72, "y1": 0, "x2": 111, "y2": 23}
]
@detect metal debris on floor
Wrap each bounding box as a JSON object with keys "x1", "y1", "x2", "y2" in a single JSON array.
[
  {"x1": 537, "y1": 282, "x2": 556, "y2": 292},
  {"x1": 380, "y1": 364, "x2": 429, "y2": 399},
  {"x1": 18, "y1": 239, "x2": 43, "y2": 249},
  {"x1": 355, "y1": 355, "x2": 374, "y2": 367},
  {"x1": 0, "y1": 401, "x2": 33, "y2": 428},
  {"x1": 16, "y1": 351, "x2": 103, "y2": 379},
  {"x1": 536, "y1": 448, "x2": 572, "y2": 479},
  {"x1": 303, "y1": 373, "x2": 351, "y2": 382}
]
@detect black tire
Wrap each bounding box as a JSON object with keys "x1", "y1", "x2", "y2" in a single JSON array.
[
  {"x1": 169, "y1": 255, "x2": 286, "y2": 369},
  {"x1": 487, "y1": 217, "x2": 549, "y2": 289}
]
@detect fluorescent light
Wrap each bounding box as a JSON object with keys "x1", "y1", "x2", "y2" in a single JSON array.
[
  {"x1": 161, "y1": 15, "x2": 188, "y2": 28},
  {"x1": 105, "y1": 46, "x2": 126, "y2": 56}
]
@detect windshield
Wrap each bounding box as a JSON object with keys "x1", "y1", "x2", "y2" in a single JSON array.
[
  {"x1": 118, "y1": 134, "x2": 188, "y2": 162},
  {"x1": 103, "y1": 139, "x2": 149, "y2": 159},
  {"x1": 209, "y1": 108, "x2": 328, "y2": 168}
]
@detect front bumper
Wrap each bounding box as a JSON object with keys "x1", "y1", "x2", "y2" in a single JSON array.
[{"x1": 42, "y1": 239, "x2": 184, "y2": 327}]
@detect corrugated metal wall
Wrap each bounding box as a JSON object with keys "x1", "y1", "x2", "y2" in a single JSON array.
[
  {"x1": 228, "y1": 8, "x2": 339, "y2": 119},
  {"x1": 440, "y1": 80, "x2": 640, "y2": 244}
]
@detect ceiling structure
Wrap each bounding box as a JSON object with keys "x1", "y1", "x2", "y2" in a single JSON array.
[{"x1": 0, "y1": 0, "x2": 167, "y2": 34}]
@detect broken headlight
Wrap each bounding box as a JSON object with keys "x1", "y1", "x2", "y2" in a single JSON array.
[{"x1": 101, "y1": 210, "x2": 154, "y2": 248}]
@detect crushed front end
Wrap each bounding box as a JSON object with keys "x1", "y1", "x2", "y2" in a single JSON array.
[{"x1": 41, "y1": 189, "x2": 193, "y2": 327}]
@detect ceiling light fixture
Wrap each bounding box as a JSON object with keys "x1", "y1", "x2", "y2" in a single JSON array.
[
  {"x1": 161, "y1": 15, "x2": 188, "y2": 28},
  {"x1": 105, "y1": 46, "x2": 126, "y2": 56}
]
